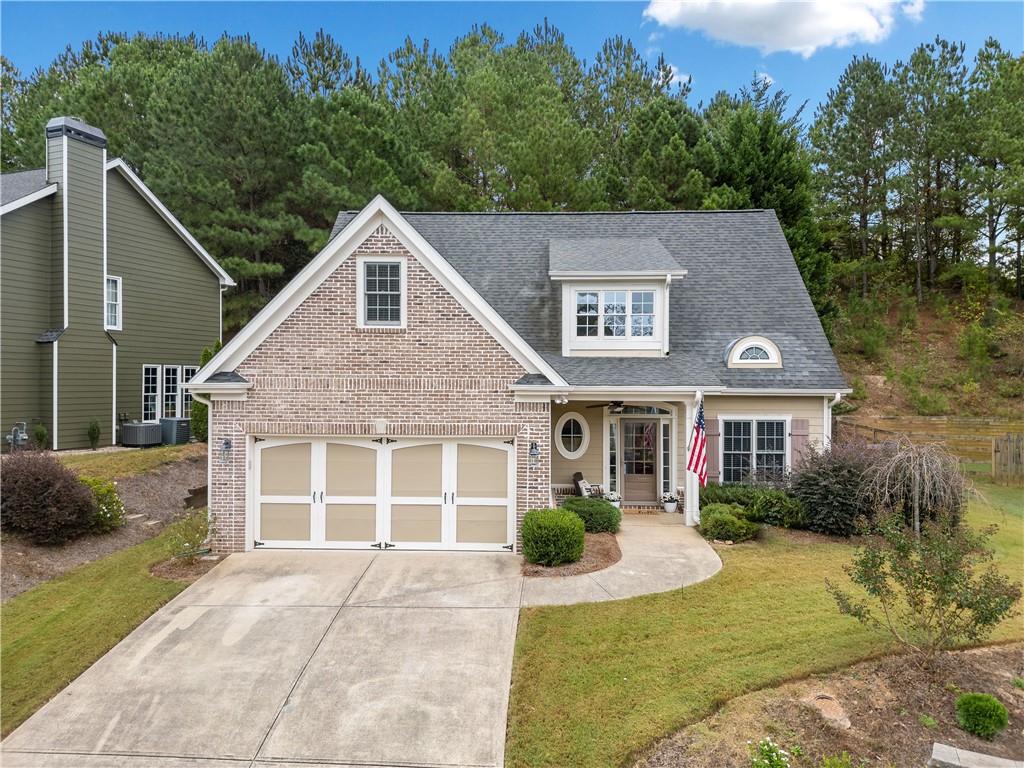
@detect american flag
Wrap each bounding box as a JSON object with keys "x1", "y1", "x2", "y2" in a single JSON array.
[{"x1": 687, "y1": 400, "x2": 708, "y2": 486}]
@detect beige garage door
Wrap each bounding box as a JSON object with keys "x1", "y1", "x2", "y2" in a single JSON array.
[{"x1": 254, "y1": 437, "x2": 513, "y2": 551}]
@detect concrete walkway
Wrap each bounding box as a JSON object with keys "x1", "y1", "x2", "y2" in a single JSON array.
[
  {"x1": 522, "y1": 512, "x2": 722, "y2": 606},
  {"x1": 2, "y1": 514, "x2": 719, "y2": 768}
]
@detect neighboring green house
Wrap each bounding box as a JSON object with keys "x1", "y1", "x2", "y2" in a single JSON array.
[{"x1": 1, "y1": 117, "x2": 233, "y2": 450}]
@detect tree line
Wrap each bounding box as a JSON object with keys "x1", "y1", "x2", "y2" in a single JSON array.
[{"x1": 2, "y1": 25, "x2": 1020, "y2": 330}]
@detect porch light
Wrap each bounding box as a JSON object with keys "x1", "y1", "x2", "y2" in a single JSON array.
[{"x1": 528, "y1": 441, "x2": 540, "y2": 467}]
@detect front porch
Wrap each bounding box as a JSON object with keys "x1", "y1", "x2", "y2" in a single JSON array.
[{"x1": 546, "y1": 398, "x2": 701, "y2": 525}]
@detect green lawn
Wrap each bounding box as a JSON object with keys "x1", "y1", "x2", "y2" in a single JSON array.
[
  {"x1": 0, "y1": 522, "x2": 193, "y2": 737},
  {"x1": 59, "y1": 443, "x2": 206, "y2": 482},
  {"x1": 505, "y1": 481, "x2": 1024, "y2": 768}
]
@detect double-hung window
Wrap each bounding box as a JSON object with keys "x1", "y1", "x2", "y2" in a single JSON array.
[
  {"x1": 359, "y1": 258, "x2": 405, "y2": 327},
  {"x1": 575, "y1": 289, "x2": 656, "y2": 339},
  {"x1": 722, "y1": 418, "x2": 788, "y2": 483},
  {"x1": 105, "y1": 276, "x2": 122, "y2": 330},
  {"x1": 163, "y1": 367, "x2": 180, "y2": 418},
  {"x1": 143, "y1": 365, "x2": 159, "y2": 422},
  {"x1": 182, "y1": 366, "x2": 199, "y2": 419}
]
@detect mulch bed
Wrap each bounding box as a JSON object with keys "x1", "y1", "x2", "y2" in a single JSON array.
[
  {"x1": 150, "y1": 555, "x2": 222, "y2": 583},
  {"x1": 635, "y1": 644, "x2": 1024, "y2": 768},
  {"x1": 1, "y1": 454, "x2": 207, "y2": 601},
  {"x1": 522, "y1": 532, "x2": 622, "y2": 577}
]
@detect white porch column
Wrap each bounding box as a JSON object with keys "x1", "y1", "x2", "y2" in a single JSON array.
[{"x1": 683, "y1": 395, "x2": 701, "y2": 526}]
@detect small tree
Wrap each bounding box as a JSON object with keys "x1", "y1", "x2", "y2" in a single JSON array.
[
  {"x1": 827, "y1": 511, "x2": 1021, "y2": 668},
  {"x1": 863, "y1": 437, "x2": 966, "y2": 535},
  {"x1": 189, "y1": 339, "x2": 221, "y2": 442},
  {"x1": 87, "y1": 419, "x2": 101, "y2": 450}
]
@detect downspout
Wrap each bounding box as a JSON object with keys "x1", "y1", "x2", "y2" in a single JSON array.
[
  {"x1": 192, "y1": 391, "x2": 214, "y2": 532},
  {"x1": 826, "y1": 392, "x2": 842, "y2": 447}
]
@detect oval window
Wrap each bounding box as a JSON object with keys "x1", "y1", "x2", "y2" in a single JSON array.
[{"x1": 555, "y1": 412, "x2": 590, "y2": 460}]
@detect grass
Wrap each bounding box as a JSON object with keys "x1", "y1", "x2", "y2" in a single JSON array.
[
  {"x1": 59, "y1": 443, "x2": 206, "y2": 482},
  {"x1": 505, "y1": 481, "x2": 1024, "y2": 768},
  {"x1": 0, "y1": 521, "x2": 194, "y2": 737}
]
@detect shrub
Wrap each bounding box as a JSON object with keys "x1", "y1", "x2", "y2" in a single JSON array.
[
  {"x1": 827, "y1": 511, "x2": 1022, "y2": 668},
  {"x1": 80, "y1": 476, "x2": 127, "y2": 533},
  {"x1": 748, "y1": 737, "x2": 791, "y2": 768},
  {"x1": 908, "y1": 387, "x2": 949, "y2": 416},
  {"x1": 849, "y1": 377, "x2": 868, "y2": 401},
  {"x1": 172, "y1": 509, "x2": 210, "y2": 563},
  {"x1": 750, "y1": 490, "x2": 806, "y2": 528},
  {"x1": 32, "y1": 423, "x2": 49, "y2": 450},
  {"x1": 87, "y1": 419, "x2": 101, "y2": 450},
  {"x1": 190, "y1": 340, "x2": 221, "y2": 442},
  {"x1": 0, "y1": 451, "x2": 96, "y2": 544},
  {"x1": 700, "y1": 483, "x2": 762, "y2": 508},
  {"x1": 562, "y1": 496, "x2": 621, "y2": 533},
  {"x1": 522, "y1": 508, "x2": 584, "y2": 566},
  {"x1": 959, "y1": 321, "x2": 993, "y2": 380},
  {"x1": 791, "y1": 442, "x2": 876, "y2": 537},
  {"x1": 699, "y1": 504, "x2": 759, "y2": 543},
  {"x1": 955, "y1": 693, "x2": 1009, "y2": 740}
]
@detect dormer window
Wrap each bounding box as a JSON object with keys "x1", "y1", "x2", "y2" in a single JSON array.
[
  {"x1": 575, "y1": 289, "x2": 655, "y2": 339},
  {"x1": 727, "y1": 336, "x2": 782, "y2": 368}
]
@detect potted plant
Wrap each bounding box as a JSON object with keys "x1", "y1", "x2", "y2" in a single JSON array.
[
  {"x1": 661, "y1": 492, "x2": 679, "y2": 513},
  {"x1": 603, "y1": 491, "x2": 621, "y2": 509}
]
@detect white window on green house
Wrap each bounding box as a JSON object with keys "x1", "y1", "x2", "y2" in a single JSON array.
[
  {"x1": 143, "y1": 365, "x2": 159, "y2": 421},
  {"x1": 105, "y1": 276, "x2": 122, "y2": 330},
  {"x1": 182, "y1": 366, "x2": 199, "y2": 419},
  {"x1": 163, "y1": 366, "x2": 179, "y2": 418}
]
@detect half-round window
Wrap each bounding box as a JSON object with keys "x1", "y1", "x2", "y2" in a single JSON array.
[
  {"x1": 727, "y1": 336, "x2": 782, "y2": 368},
  {"x1": 739, "y1": 345, "x2": 770, "y2": 361},
  {"x1": 555, "y1": 411, "x2": 590, "y2": 460}
]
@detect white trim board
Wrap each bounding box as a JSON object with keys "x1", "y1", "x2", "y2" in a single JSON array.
[
  {"x1": 105, "y1": 159, "x2": 235, "y2": 287},
  {"x1": 0, "y1": 184, "x2": 57, "y2": 216},
  {"x1": 190, "y1": 195, "x2": 567, "y2": 388}
]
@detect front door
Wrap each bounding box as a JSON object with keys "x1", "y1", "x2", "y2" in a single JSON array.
[{"x1": 622, "y1": 420, "x2": 658, "y2": 503}]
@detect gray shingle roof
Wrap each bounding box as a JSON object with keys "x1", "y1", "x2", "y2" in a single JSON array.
[
  {"x1": 330, "y1": 210, "x2": 847, "y2": 390},
  {"x1": 207, "y1": 371, "x2": 249, "y2": 384},
  {"x1": 1, "y1": 168, "x2": 50, "y2": 206},
  {"x1": 549, "y1": 237, "x2": 682, "y2": 274}
]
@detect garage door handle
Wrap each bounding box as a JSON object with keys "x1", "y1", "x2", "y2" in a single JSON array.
[{"x1": 444, "y1": 492, "x2": 448, "y2": 504}]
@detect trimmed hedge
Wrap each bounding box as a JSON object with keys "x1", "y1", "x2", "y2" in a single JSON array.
[
  {"x1": 749, "y1": 489, "x2": 806, "y2": 528},
  {"x1": 522, "y1": 508, "x2": 585, "y2": 566},
  {"x1": 1, "y1": 451, "x2": 97, "y2": 544},
  {"x1": 955, "y1": 693, "x2": 1009, "y2": 740},
  {"x1": 699, "y1": 483, "x2": 763, "y2": 508},
  {"x1": 561, "y1": 496, "x2": 621, "y2": 533},
  {"x1": 699, "y1": 503, "x2": 760, "y2": 543}
]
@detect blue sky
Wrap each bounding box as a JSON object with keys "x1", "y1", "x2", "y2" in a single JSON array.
[{"x1": 2, "y1": 1, "x2": 1021, "y2": 116}]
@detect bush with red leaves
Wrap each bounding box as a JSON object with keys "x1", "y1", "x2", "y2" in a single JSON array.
[{"x1": 1, "y1": 451, "x2": 97, "y2": 544}]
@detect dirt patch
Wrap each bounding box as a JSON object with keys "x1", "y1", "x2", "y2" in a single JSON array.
[
  {"x1": 1, "y1": 453, "x2": 206, "y2": 601},
  {"x1": 150, "y1": 555, "x2": 221, "y2": 583},
  {"x1": 635, "y1": 644, "x2": 1024, "y2": 768},
  {"x1": 522, "y1": 532, "x2": 622, "y2": 577}
]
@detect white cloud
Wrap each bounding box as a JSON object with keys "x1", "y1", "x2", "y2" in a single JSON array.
[
  {"x1": 643, "y1": 0, "x2": 926, "y2": 58},
  {"x1": 668, "y1": 64, "x2": 692, "y2": 86}
]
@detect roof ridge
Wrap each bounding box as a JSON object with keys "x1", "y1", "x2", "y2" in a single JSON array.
[{"x1": 337, "y1": 208, "x2": 771, "y2": 216}]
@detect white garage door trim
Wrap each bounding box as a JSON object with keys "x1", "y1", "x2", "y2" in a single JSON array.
[{"x1": 252, "y1": 436, "x2": 515, "y2": 552}]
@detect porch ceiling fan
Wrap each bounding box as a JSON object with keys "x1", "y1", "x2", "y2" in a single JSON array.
[{"x1": 586, "y1": 401, "x2": 625, "y2": 413}]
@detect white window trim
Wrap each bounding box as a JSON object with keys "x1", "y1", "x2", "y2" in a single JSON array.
[
  {"x1": 717, "y1": 414, "x2": 792, "y2": 483},
  {"x1": 727, "y1": 336, "x2": 782, "y2": 368},
  {"x1": 104, "y1": 275, "x2": 122, "y2": 331},
  {"x1": 356, "y1": 255, "x2": 407, "y2": 329},
  {"x1": 601, "y1": 402, "x2": 678, "y2": 497},
  {"x1": 142, "y1": 364, "x2": 196, "y2": 423},
  {"x1": 555, "y1": 411, "x2": 591, "y2": 460},
  {"x1": 561, "y1": 281, "x2": 665, "y2": 356},
  {"x1": 182, "y1": 365, "x2": 199, "y2": 419}
]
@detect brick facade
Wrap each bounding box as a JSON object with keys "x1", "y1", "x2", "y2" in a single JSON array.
[{"x1": 207, "y1": 224, "x2": 551, "y2": 553}]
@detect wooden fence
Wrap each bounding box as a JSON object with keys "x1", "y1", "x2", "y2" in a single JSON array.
[{"x1": 992, "y1": 433, "x2": 1024, "y2": 487}]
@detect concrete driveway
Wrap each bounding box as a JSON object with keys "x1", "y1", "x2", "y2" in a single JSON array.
[
  {"x1": 2, "y1": 550, "x2": 523, "y2": 768},
  {"x1": 3, "y1": 514, "x2": 719, "y2": 768}
]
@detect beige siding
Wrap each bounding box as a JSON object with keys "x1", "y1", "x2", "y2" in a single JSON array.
[
  {"x1": 106, "y1": 171, "x2": 222, "y2": 424},
  {"x1": 1, "y1": 199, "x2": 54, "y2": 443},
  {"x1": 550, "y1": 401, "x2": 605, "y2": 486}
]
